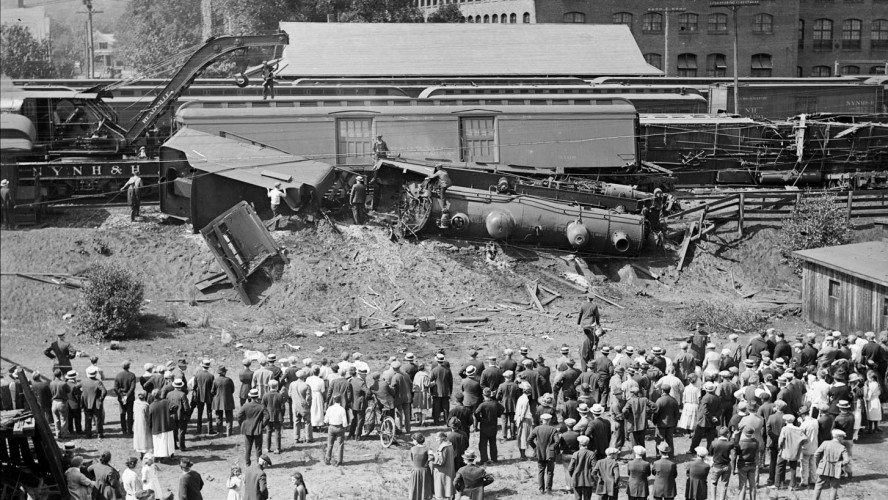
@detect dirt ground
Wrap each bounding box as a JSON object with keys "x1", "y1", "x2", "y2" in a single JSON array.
[{"x1": 1, "y1": 206, "x2": 886, "y2": 499}]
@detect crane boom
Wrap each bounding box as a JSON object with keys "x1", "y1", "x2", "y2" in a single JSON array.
[{"x1": 118, "y1": 33, "x2": 289, "y2": 145}]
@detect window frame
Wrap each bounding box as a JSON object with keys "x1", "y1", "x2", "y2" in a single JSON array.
[
  {"x1": 677, "y1": 53, "x2": 698, "y2": 77},
  {"x1": 753, "y1": 13, "x2": 773, "y2": 34},
  {"x1": 813, "y1": 18, "x2": 834, "y2": 51},
  {"x1": 828, "y1": 279, "x2": 841, "y2": 299},
  {"x1": 642, "y1": 12, "x2": 664, "y2": 33},
  {"x1": 563, "y1": 12, "x2": 586, "y2": 24},
  {"x1": 873, "y1": 20, "x2": 888, "y2": 49},
  {"x1": 706, "y1": 53, "x2": 727, "y2": 77},
  {"x1": 644, "y1": 53, "x2": 663, "y2": 70},
  {"x1": 679, "y1": 13, "x2": 698, "y2": 33},
  {"x1": 812, "y1": 65, "x2": 833, "y2": 77},
  {"x1": 708, "y1": 13, "x2": 728, "y2": 33},
  {"x1": 750, "y1": 53, "x2": 773, "y2": 77},
  {"x1": 842, "y1": 19, "x2": 862, "y2": 50}
]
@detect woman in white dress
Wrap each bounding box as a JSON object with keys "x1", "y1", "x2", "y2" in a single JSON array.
[
  {"x1": 132, "y1": 392, "x2": 152, "y2": 457},
  {"x1": 678, "y1": 373, "x2": 700, "y2": 433},
  {"x1": 141, "y1": 453, "x2": 164, "y2": 498},
  {"x1": 702, "y1": 344, "x2": 721, "y2": 378},
  {"x1": 306, "y1": 365, "x2": 326, "y2": 429},
  {"x1": 514, "y1": 386, "x2": 533, "y2": 459},
  {"x1": 412, "y1": 362, "x2": 431, "y2": 426},
  {"x1": 864, "y1": 369, "x2": 883, "y2": 433}
]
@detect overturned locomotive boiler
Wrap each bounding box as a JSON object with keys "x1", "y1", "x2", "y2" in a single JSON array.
[{"x1": 374, "y1": 160, "x2": 648, "y2": 255}]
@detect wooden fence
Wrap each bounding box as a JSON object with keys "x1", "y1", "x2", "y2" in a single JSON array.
[{"x1": 666, "y1": 190, "x2": 888, "y2": 234}]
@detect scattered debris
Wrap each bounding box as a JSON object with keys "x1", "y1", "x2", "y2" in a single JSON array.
[
  {"x1": 220, "y1": 331, "x2": 233, "y2": 345},
  {"x1": 284, "y1": 343, "x2": 301, "y2": 351},
  {"x1": 109, "y1": 341, "x2": 120, "y2": 350},
  {"x1": 526, "y1": 282, "x2": 546, "y2": 312},
  {"x1": 589, "y1": 291, "x2": 625, "y2": 310},
  {"x1": 0, "y1": 272, "x2": 88, "y2": 289},
  {"x1": 452, "y1": 317, "x2": 489, "y2": 323},
  {"x1": 390, "y1": 300, "x2": 405, "y2": 313}
]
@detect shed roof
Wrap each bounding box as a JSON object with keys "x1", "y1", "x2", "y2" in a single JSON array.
[
  {"x1": 161, "y1": 128, "x2": 335, "y2": 193},
  {"x1": 277, "y1": 22, "x2": 661, "y2": 77},
  {"x1": 793, "y1": 241, "x2": 888, "y2": 287}
]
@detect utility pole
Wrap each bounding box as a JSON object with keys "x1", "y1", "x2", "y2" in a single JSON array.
[
  {"x1": 79, "y1": 0, "x2": 102, "y2": 78},
  {"x1": 710, "y1": 0, "x2": 759, "y2": 115},
  {"x1": 647, "y1": 6, "x2": 686, "y2": 77}
]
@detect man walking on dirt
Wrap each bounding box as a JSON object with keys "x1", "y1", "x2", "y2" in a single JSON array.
[
  {"x1": 0, "y1": 179, "x2": 15, "y2": 230},
  {"x1": 349, "y1": 176, "x2": 367, "y2": 224},
  {"x1": 120, "y1": 172, "x2": 143, "y2": 222},
  {"x1": 578, "y1": 294, "x2": 601, "y2": 371}
]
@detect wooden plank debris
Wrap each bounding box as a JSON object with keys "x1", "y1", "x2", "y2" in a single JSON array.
[
  {"x1": 195, "y1": 272, "x2": 228, "y2": 292},
  {"x1": 390, "y1": 300, "x2": 405, "y2": 313},
  {"x1": 590, "y1": 292, "x2": 625, "y2": 310},
  {"x1": 675, "y1": 221, "x2": 698, "y2": 272},
  {"x1": 526, "y1": 282, "x2": 546, "y2": 312},
  {"x1": 452, "y1": 317, "x2": 489, "y2": 323}
]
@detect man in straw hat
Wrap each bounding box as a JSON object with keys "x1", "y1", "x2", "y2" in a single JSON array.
[
  {"x1": 349, "y1": 175, "x2": 366, "y2": 224},
  {"x1": 81, "y1": 365, "x2": 107, "y2": 439},
  {"x1": 192, "y1": 359, "x2": 215, "y2": 435},
  {"x1": 813, "y1": 429, "x2": 850, "y2": 499},
  {"x1": 430, "y1": 352, "x2": 453, "y2": 425},
  {"x1": 689, "y1": 381, "x2": 719, "y2": 453},
  {"x1": 238, "y1": 388, "x2": 267, "y2": 466},
  {"x1": 167, "y1": 378, "x2": 190, "y2": 451},
  {"x1": 454, "y1": 449, "x2": 493, "y2": 500},
  {"x1": 0, "y1": 178, "x2": 15, "y2": 229}
]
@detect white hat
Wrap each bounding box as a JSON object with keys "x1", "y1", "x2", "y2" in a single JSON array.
[
  {"x1": 465, "y1": 365, "x2": 476, "y2": 375},
  {"x1": 0, "y1": 179, "x2": 8, "y2": 187},
  {"x1": 728, "y1": 333, "x2": 739, "y2": 340},
  {"x1": 86, "y1": 366, "x2": 98, "y2": 377}
]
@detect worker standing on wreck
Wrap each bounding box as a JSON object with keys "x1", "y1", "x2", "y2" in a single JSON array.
[
  {"x1": 578, "y1": 293, "x2": 601, "y2": 371},
  {"x1": 350, "y1": 176, "x2": 367, "y2": 224},
  {"x1": 424, "y1": 164, "x2": 452, "y2": 212}
]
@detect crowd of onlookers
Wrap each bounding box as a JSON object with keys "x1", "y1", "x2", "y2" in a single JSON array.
[{"x1": 2, "y1": 324, "x2": 885, "y2": 499}]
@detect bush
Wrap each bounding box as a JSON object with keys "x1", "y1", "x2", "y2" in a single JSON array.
[
  {"x1": 778, "y1": 191, "x2": 852, "y2": 272},
  {"x1": 77, "y1": 263, "x2": 144, "y2": 340},
  {"x1": 676, "y1": 300, "x2": 767, "y2": 335}
]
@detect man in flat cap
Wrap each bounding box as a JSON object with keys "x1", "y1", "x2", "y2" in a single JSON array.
[
  {"x1": 244, "y1": 453, "x2": 272, "y2": 500},
  {"x1": 475, "y1": 387, "x2": 504, "y2": 464}
]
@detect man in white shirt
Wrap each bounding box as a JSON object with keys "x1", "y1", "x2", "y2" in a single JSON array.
[
  {"x1": 658, "y1": 365, "x2": 684, "y2": 402},
  {"x1": 797, "y1": 406, "x2": 819, "y2": 489},
  {"x1": 267, "y1": 182, "x2": 285, "y2": 217},
  {"x1": 121, "y1": 456, "x2": 142, "y2": 498},
  {"x1": 337, "y1": 352, "x2": 352, "y2": 374},
  {"x1": 352, "y1": 353, "x2": 370, "y2": 375},
  {"x1": 324, "y1": 395, "x2": 348, "y2": 466}
]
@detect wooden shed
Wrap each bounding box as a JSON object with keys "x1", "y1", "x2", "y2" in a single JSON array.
[{"x1": 793, "y1": 241, "x2": 888, "y2": 333}]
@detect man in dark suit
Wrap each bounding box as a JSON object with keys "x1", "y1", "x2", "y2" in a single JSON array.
[
  {"x1": 167, "y1": 378, "x2": 190, "y2": 450},
  {"x1": 536, "y1": 356, "x2": 553, "y2": 396},
  {"x1": 238, "y1": 359, "x2": 255, "y2": 407},
  {"x1": 461, "y1": 366, "x2": 483, "y2": 427},
  {"x1": 652, "y1": 442, "x2": 678, "y2": 500},
  {"x1": 326, "y1": 368, "x2": 353, "y2": 413},
  {"x1": 474, "y1": 388, "x2": 504, "y2": 464},
  {"x1": 585, "y1": 404, "x2": 611, "y2": 460},
  {"x1": 43, "y1": 330, "x2": 76, "y2": 373},
  {"x1": 689, "y1": 382, "x2": 720, "y2": 453},
  {"x1": 652, "y1": 381, "x2": 680, "y2": 458},
  {"x1": 261, "y1": 380, "x2": 287, "y2": 454},
  {"x1": 347, "y1": 367, "x2": 367, "y2": 440},
  {"x1": 237, "y1": 388, "x2": 266, "y2": 466},
  {"x1": 192, "y1": 359, "x2": 215, "y2": 435},
  {"x1": 212, "y1": 366, "x2": 236, "y2": 436},
  {"x1": 178, "y1": 457, "x2": 204, "y2": 500},
  {"x1": 113, "y1": 361, "x2": 137, "y2": 436},
  {"x1": 591, "y1": 347, "x2": 614, "y2": 406},
  {"x1": 480, "y1": 355, "x2": 504, "y2": 393},
  {"x1": 244, "y1": 454, "x2": 271, "y2": 500},
  {"x1": 80, "y1": 365, "x2": 106, "y2": 439},
  {"x1": 429, "y1": 354, "x2": 453, "y2": 425},
  {"x1": 622, "y1": 386, "x2": 653, "y2": 454},
  {"x1": 528, "y1": 413, "x2": 560, "y2": 494},
  {"x1": 389, "y1": 361, "x2": 413, "y2": 433}
]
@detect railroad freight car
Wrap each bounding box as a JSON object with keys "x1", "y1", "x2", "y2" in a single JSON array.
[{"x1": 173, "y1": 99, "x2": 640, "y2": 171}]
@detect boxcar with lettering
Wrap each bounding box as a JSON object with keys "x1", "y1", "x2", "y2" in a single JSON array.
[{"x1": 793, "y1": 241, "x2": 888, "y2": 333}]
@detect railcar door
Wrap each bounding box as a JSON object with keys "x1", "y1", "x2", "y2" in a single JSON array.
[
  {"x1": 336, "y1": 118, "x2": 373, "y2": 165},
  {"x1": 459, "y1": 116, "x2": 496, "y2": 163}
]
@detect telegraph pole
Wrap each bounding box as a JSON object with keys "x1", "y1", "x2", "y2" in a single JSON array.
[
  {"x1": 79, "y1": 0, "x2": 102, "y2": 78},
  {"x1": 647, "y1": 6, "x2": 686, "y2": 77},
  {"x1": 711, "y1": 0, "x2": 759, "y2": 115}
]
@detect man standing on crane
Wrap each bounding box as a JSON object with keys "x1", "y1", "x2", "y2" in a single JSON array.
[{"x1": 262, "y1": 60, "x2": 279, "y2": 100}]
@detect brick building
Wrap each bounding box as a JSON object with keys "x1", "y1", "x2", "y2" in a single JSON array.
[{"x1": 417, "y1": 0, "x2": 886, "y2": 77}]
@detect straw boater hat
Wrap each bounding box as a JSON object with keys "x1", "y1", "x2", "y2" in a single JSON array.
[
  {"x1": 625, "y1": 346, "x2": 635, "y2": 354},
  {"x1": 65, "y1": 370, "x2": 77, "y2": 380},
  {"x1": 201, "y1": 359, "x2": 211, "y2": 368},
  {"x1": 86, "y1": 366, "x2": 98, "y2": 378},
  {"x1": 577, "y1": 403, "x2": 590, "y2": 415},
  {"x1": 172, "y1": 378, "x2": 184, "y2": 388},
  {"x1": 657, "y1": 442, "x2": 671, "y2": 453},
  {"x1": 404, "y1": 353, "x2": 415, "y2": 361},
  {"x1": 463, "y1": 450, "x2": 477, "y2": 462},
  {"x1": 560, "y1": 346, "x2": 570, "y2": 354},
  {"x1": 652, "y1": 347, "x2": 663, "y2": 355},
  {"x1": 465, "y1": 365, "x2": 476, "y2": 376},
  {"x1": 519, "y1": 346, "x2": 529, "y2": 355},
  {"x1": 837, "y1": 400, "x2": 852, "y2": 410},
  {"x1": 248, "y1": 388, "x2": 259, "y2": 398},
  {"x1": 0, "y1": 179, "x2": 8, "y2": 187},
  {"x1": 601, "y1": 346, "x2": 611, "y2": 354},
  {"x1": 703, "y1": 382, "x2": 717, "y2": 392},
  {"x1": 591, "y1": 404, "x2": 605, "y2": 416},
  {"x1": 436, "y1": 353, "x2": 446, "y2": 362}
]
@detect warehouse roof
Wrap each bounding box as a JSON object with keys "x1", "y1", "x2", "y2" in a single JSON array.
[
  {"x1": 793, "y1": 241, "x2": 888, "y2": 287},
  {"x1": 277, "y1": 22, "x2": 660, "y2": 77}
]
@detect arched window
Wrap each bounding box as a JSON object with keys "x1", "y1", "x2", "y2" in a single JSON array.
[
  {"x1": 492, "y1": 14, "x2": 498, "y2": 23},
  {"x1": 677, "y1": 53, "x2": 697, "y2": 77},
  {"x1": 811, "y1": 65, "x2": 832, "y2": 77},
  {"x1": 563, "y1": 12, "x2": 585, "y2": 23},
  {"x1": 798, "y1": 20, "x2": 805, "y2": 49},
  {"x1": 841, "y1": 65, "x2": 860, "y2": 75},
  {"x1": 873, "y1": 20, "x2": 888, "y2": 49},
  {"x1": 502, "y1": 13, "x2": 508, "y2": 23},
  {"x1": 523, "y1": 12, "x2": 530, "y2": 23},
  {"x1": 642, "y1": 12, "x2": 663, "y2": 32},
  {"x1": 467, "y1": 16, "x2": 474, "y2": 23},
  {"x1": 510, "y1": 13, "x2": 516, "y2": 24},
  {"x1": 796, "y1": 66, "x2": 803, "y2": 78},
  {"x1": 707, "y1": 53, "x2": 727, "y2": 77},
  {"x1": 483, "y1": 14, "x2": 489, "y2": 23},
  {"x1": 753, "y1": 14, "x2": 773, "y2": 34},
  {"x1": 842, "y1": 19, "x2": 862, "y2": 50},
  {"x1": 751, "y1": 53, "x2": 772, "y2": 77},
  {"x1": 612, "y1": 12, "x2": 633, "y2": 28},
  {"x1": 475, "y1": 15, "x2": 481, "y2": 23},
  {"x1": 708, "y1": 14, "x2": 728, "y2": 33},
  {"x1": 460, "y1": 16, "x2": 466, "y2": 22},
  {"x1": 644, "y1": 53, "x2": 663, "y2": 70},
  {"x1": 679, "y1": 13, "x2": 698, "y2": 32},
  {"x1": 813, "y1": 19, "x2": 834, "y2": 51}
]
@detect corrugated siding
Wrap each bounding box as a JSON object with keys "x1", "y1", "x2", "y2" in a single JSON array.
[{"x1": 802, "y1": 262, "x2": 887, "y2": 332}]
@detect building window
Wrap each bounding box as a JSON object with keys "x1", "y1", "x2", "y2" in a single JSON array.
[
  {"x1": 492, "y1": 14, "x2": 499, "y2": 23},
  {"x1": 475, "y1": 15, "x2": 481, "y2": 22},
  {"x1": 753, "y1": 14, "x2": 773, "y2": 33},
  {"x1": 842, "y1": 19, "x2": 862, "y2": 49},
  {"x1": 563, "y1": 12, "x2": 585, "y2": 23},
  {"x1": 796, "y1": 66, "x2": 803, "y2": 77},
  {"x1": 510, "y1": 13, "x2": 516, "y2": 23},
  {"x1": 677, "y1": 53, "x2": 697, "y2": 77},
  {"x1": 643, "y1": 12, "x2": 663, "y2": 33},
  {"x1": 613, "y1": 12, "x2": 633, "y2": 28},
  {"x1": 644, "y1": 53, "x2": 663, "y2": 70},
  {"x1": 483, "y1": 14, "x2": 489, "y2": 23},
  {"x1": 812, "y1": 65, "x2": 833, "y2": 76},
  {"x1": 467, "y1": 16, "x2": 474, "y2": 23},
  {"x1": 707, "y1": 53, "x2": 727, "y2": 77},
  {"x1": 841, "y1": 65, "x2": 860, "y2": 75},
  {"x1": 337, "y1": 118, "x2": 373, "y2": 166},
  {"x1": 871, "y1": 20, "x2": 888, "y2": 49},
  {"x1": 813, "y1": 18, "x2": 834, "y2": 51},
  {"x1": 708, "y1": 13, "x2": 728, "y2": 33},
  {"x1": 98, "y1": 42, "x2": 108, "y2": 50},
  {"x1": 679, "y1": 13, "x2": 698, "y2": 32},
  {"x1": 751, "y1": 53, "x2": 772, "y2": 77},
  {"x1": 828, "y1": 279, "x2": 840, "y2": 298},
  {"x1": 798, "y1": 20, "x2": 805, "y2": 49},
  {"x1": 523, "y1": 12, "x2": 530, "y2": 23},
  {"x1": 883, "y1": 297, "x2": 888, "y2": 316},
  {"x1": 870, "y1": 66, "x2": 886, "y2": 74}
]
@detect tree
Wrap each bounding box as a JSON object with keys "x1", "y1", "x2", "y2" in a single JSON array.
[
  {"x1": 778, "y1": 191, "x2": 852, "y2": 272},
  {"x1": 340, "y1": 0, "x2": 424, "y2": 23},
  {"x1": 115, "y1": 0, "x2": 203, "y2": 74},
  {"x1": 217, "y1": 0, "x2": 304, "y2": 34},
  {"x1": 77, "y1": 263, "x2": 145, "y2": 340},
  {"x1": 427, "y1": 3, "x2": 463, "y2": 23},
  {"x1": 0, "y1": 24, "x2": 55, "y2": 78},
  {"x1": 49, "y1": 20, "x2": 82, "y2": 79}
]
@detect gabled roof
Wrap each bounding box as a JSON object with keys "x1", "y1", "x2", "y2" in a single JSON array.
[
  {"x1": 277, "y1": 22, "x2": 661, "y2": 77},
  {"x1": 161, "y1": 128, "x2": 335, "y2": 193},
  {"x1": 793, "y1": 241, "x2": 888, "y2": 287}
]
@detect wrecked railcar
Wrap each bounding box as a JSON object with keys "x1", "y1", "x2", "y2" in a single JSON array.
[{"x1": 374, "y1": 159, "x2": 650, "y2": 255}]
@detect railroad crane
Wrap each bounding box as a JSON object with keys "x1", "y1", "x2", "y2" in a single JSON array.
[{"x1": 0, "y1": 33, "x2": 289, "y2": 204}]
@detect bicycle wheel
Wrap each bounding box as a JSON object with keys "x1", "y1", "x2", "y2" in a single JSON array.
[
  {"x1": 362, "y1": 406, "x2": 377, "y2": 437},
  {"x1": 379, "y1": 417, "x2": 396, "y2": 448}
]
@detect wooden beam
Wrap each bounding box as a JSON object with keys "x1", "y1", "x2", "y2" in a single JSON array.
[
  {"x1": 526, "y1": 282, "x2": 545, "y2": 312},
  {"x1": 675, "y1": 221, "x2": 697, "y2": 272},
  {"x1": 17, "y1": 370, "x2": 70, "y2": 500},
  {"x1": 590, "y1": 291, "x2": 625, "y2": 310}
]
